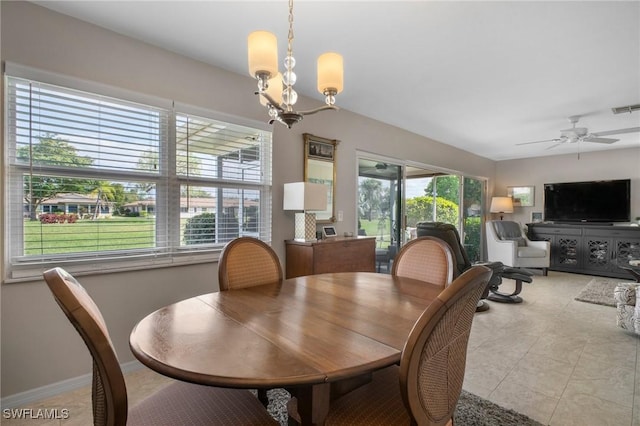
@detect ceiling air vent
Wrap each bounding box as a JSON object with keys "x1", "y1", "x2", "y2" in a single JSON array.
[{"x1": 611, "y1": 104, "x2": 640, "y2": 114}]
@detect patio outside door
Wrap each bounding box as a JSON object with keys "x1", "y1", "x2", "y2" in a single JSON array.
[
  {"x1": 462, "y1": 177, "x2": 485, "y2": 262},
  {"x1": 358, "y1": 156, "x2": 486, "y2": 272},
  {"x1": 357, "y1": 159, "x2": 402, "y2": 273}
]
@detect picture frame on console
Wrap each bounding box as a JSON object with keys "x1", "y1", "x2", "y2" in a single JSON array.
[
  {"x1": 531, "y1": 212, "x2": 543, "y2": 223},
  {"x1": 322, "y1": 226, "x2": 337, "y2": 238}
]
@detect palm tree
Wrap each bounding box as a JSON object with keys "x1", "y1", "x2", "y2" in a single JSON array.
[{"x1": 89, "y1": 181, "x2": 117, "y2": 220}]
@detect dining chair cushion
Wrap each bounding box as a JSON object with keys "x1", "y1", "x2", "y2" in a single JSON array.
[
  {"x1": 392, "y1": 236, "x2": 454, "y2": 286},
  {"x1": 325, "y1": 365, "x2": 410, "y2": 425},
  {"x1": 218, "y1": 237, "x2": 283, "y2": 291},
  {"x1": 129, "y1": 381, "x2": 278, "y2": 426}
]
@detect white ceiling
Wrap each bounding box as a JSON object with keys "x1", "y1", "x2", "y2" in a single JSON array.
[{"x1": 32, "y1": 1, "x2": 640, "y2": 161}]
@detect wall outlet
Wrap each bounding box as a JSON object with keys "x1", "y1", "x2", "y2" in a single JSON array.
[{"x1": 338, "y1": 210, "x2": 343, "y2": 221}]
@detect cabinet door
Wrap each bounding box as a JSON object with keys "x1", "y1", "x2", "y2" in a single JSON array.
[
  {"x1": 556, "y1": 236, "x2": 581, "y2": 270},
  {"x1": 583, "y1": 237, "x2": 613, "y2": 274},
  {"x1": 614, "y1": 237, "x2": 640, "y2": 261}
]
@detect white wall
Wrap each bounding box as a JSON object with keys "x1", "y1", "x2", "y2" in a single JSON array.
[
  {"x1": 493, "y1": 148, "x2": 640, "y2": 227},
  {"x1": 0, "y1": 2, "x2": 496, "y2": 398}
]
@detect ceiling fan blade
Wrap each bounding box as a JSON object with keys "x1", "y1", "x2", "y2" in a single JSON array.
[
  {"x1": 582, "y1": 136, "x2": 619, "y2": 144},
  {"x1": 592, "y1": 127, "x2": 640, "y2": 137},
  {"x1": 545, "y1": 142, "x2": 563, "y2": 150},
  {"x1": 516, "y1": 138, "x2": 560, "y2": 146}
]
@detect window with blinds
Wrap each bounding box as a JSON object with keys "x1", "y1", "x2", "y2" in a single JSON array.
[
  {"x1": 5, "y1": 72, "x2": 272, "y2": 281},
  {"x1": 176, "y1": 113, "x2": 271, "y2": 247}
]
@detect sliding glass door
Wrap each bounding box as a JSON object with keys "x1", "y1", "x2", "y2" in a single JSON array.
[
  {"x1": 357, "y1": 153, "x2": 487, "y2": 272},
  {"x1": 462, "y1": 177, "x2": 485, "y2": 262},
  {"x1": 357, "y1": 159, "x2": 402, "y2": 273}
]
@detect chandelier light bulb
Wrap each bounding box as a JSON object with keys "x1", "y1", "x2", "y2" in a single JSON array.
[
  {"x1": 317, "y1": 52, "x2": 344, "y2": 95},
  {"x1": 247, "y1": 31, "x2": 278, "y2": 78}
]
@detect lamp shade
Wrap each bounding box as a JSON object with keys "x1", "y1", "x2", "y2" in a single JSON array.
[
  {"x1": 317, "y1": 52, "x2": 344, "y2": 95},
  {"x1": 248, "y1": 31, "x2": 278, "y2": 78},
  {"x1": 490, "y1": 197, "x2": 514, "y2": 214},
  {"x1": 283, "y1": 182, "x2": 327, "y2": 211}
]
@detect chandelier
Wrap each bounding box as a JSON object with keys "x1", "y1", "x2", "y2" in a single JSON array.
[{"x1": 247, "y1": 0, "x2": 344, "y2": 128}]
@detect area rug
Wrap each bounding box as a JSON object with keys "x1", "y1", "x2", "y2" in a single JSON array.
[
  {"x1": 263, "y1": 388, "x2": 543, "y2": 426},
  {"x1": 574, "y1": 277, "x2": 622, "y2": 307}
]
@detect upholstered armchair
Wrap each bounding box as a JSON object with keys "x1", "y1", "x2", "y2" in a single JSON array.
[
  {"x1": 486, "y1": 220, "x2": 550, "y2": 275},
  {"x1": 615, "y1": 283, "x2": 640, "y2": 335}
]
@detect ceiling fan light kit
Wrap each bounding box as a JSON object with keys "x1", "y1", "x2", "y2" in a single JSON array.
[{"x1": 247, "y1": 0, "x2": 343, "y2": 129}]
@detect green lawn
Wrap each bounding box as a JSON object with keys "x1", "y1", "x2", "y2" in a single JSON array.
[
  {"x1": 359, "y1": 218, "x2": 392, "y2": 247},
  {"x1": 24, "y1": 217, "x2": 155, "y2": 255}
]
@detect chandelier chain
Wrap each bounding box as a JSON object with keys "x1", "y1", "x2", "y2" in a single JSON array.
[{"x1": 287, "y1": 0, "x2": 294, "y2": 57}]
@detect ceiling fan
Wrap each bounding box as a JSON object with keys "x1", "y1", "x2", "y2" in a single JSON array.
[{"x1": 517, "y1": 115, "x2": 640, "y2": 150}]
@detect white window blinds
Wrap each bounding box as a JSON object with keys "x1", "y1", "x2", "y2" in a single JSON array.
[
  {"x1": 176, "y1": 113, "x2": 272, "y2": 246},
  {"x1": 4, "y1": 71, "x2": 272, "y2": 281}
]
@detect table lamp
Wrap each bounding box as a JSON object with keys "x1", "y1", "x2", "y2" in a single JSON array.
[
  {"x1": 490, "y1": 196, "x2": 514, "y2": 220},
  {"x1": 283, "y1": 182, "x2": 328, "y2": 241}
]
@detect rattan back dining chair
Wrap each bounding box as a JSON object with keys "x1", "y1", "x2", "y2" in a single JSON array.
[
  {"x1": 43, "y1": 267, "x2": 278, "y2": 426},
  {"x1": 218, "y1": 237, "x2": 283, "y2": 291},
  {"x1": 325, "y1": 265, "x2": 492, "y2": 426},
  {"x1": 392, "y1": 236, "x2": 455, "y2": 287},
  {"x1": 217, "y1": 236, "x2": 283, "y2": 406}
]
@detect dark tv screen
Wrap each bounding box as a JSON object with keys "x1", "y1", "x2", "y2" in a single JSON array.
[{"x1": 544, "y1": 179, "x2": 631, "y2": 223}]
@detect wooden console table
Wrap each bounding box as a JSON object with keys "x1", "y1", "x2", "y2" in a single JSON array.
[
  {"x1": 527, "y1": 223, "x2": 640, "y2": 278},
  {"x1": 285, "y1": 236, "x2": 376, "y2": 278}
]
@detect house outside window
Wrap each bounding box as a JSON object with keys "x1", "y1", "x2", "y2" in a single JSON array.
[{"x1": 4, "y1": 65, "x2": 272, "y2": 281}]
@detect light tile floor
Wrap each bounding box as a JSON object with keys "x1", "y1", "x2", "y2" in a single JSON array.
[
  {"x1": 465, "y1": 271, "x2": 639, "y2": 426},
  {"x1": 2, "y1": 271, "x2": 638, "y2": 425}
]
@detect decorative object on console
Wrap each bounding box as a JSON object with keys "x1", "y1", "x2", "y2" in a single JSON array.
[
  {"x1": 283, "y1": 182, "x2": 327, "y2": 241},
  {"x1": 489, "y1": 196, "x2": 514, "y2": 220},
  {"x1": 247, "y1": 0, "x2": 343, "y2": 128},
  {"x1": 322, "y1": 226, "x2": 337, "y2": 238},
  {"x1": 531, "y1": 212, "x2": 543, "y2": 223}
]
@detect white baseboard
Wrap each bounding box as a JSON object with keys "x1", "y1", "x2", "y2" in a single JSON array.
[{"x1": 0, "y1": 360, "x2": 143, "y2": 409}]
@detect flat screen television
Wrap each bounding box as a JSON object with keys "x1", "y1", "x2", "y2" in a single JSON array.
[{"x1": 543, "y1": 179, "x2": 631, "y2": 223}]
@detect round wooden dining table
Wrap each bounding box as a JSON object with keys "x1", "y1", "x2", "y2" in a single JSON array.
[{"x1": 129, "y1": 272, "x2": 443, "y2": 425}]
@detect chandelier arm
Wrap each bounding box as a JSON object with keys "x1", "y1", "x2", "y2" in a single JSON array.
[
  {"x1": 298, "y1": 105, "x2": 339, "y2": 116},
  {"x1": 256, "y1": 91, "x2": 285, "y2": 113}
]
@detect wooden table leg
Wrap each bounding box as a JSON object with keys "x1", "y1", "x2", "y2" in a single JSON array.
[{"x1": 288, "y1": 383, "x2": 331, "y2": 426}]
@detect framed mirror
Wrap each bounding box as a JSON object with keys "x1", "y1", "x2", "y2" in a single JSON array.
[{"x1": 303, "y1": 133, "x2": 338, "y2": 223}]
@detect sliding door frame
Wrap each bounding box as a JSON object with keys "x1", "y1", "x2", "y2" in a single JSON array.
[{"x1": 355, "y1": 151, "x2": 489, "y2": 258}]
